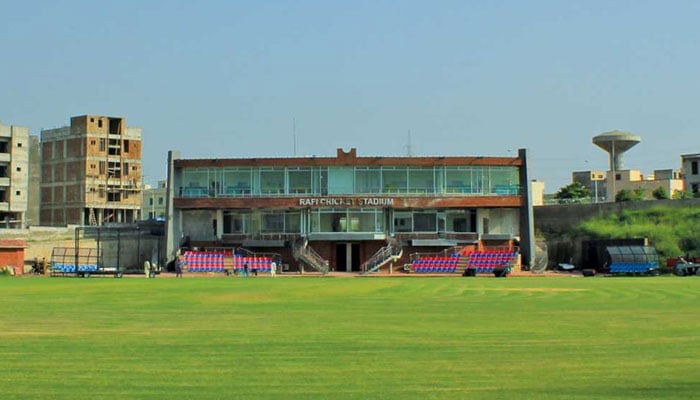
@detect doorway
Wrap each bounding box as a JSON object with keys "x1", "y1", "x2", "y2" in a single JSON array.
[{"x1": 335, "y1": 243, "x2": 361, "y2": 272}]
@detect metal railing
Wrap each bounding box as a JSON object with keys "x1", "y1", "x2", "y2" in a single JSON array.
[
  {"x1": 292, "y1": 238, "x2": 329, "y2": 274},
  {"x1": 361, "y1": 240, "x2": 403, "y2": 274}
]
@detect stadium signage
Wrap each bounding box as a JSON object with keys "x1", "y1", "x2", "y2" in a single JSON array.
[{"x1": 299, "y1": 197, "x2": 394, "y2": 207}]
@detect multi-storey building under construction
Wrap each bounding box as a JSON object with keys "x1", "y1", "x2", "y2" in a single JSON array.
[
  {"x1": 0, "y1": 121, "x2": 30, "y2": 228},
  {"x1": 40, "y1": 115, "x2": 142, "y2": 226}
]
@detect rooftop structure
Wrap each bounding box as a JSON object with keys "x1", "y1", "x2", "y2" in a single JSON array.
[{"x1": 593, "y1": 130, "x2": 641, "y2": 171}]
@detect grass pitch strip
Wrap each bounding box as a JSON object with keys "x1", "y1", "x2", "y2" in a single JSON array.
[{"x1": 1, "y1": 275, "x2": 699, "y2": 399}]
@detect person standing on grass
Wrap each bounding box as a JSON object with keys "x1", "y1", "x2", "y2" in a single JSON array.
[
  {"x1": 270, "y1": 261, "x2": 276, "y2": 278},
  {"x1": 175, "y1": 255, "x2": 185, "y2": 278},
  {"x1": 243, "y1": 262, "x2": 249, "y2": 277},
  {"x1": 144, "y1": 260, "x2": 151, "y2": 278}
]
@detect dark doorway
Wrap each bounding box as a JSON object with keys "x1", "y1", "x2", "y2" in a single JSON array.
[
  {"x1": 335, "y1": 243, "x2": 362, "y2": 272},
  {"x1": 336, "y1": 243, "x2": 347, "y2": 272},
  {"x1": 351, "y1": 243, "x2": 360, "y2": 272}
]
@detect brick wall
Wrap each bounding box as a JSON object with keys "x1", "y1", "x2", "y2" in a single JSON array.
[{"x1": 0, "y1": 249, "x2": 24, "y2": 271}]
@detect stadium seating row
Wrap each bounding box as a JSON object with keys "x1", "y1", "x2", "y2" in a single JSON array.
[
  {"x1": 609, "y1": 262, "x2": 657, "y2": 274},
  {"x1": 466, "y1": 250, "x2": 518, "y2": 274},
  {"x1": 51, "y1": 264, "x2": 100, "y2": 273},
  {"x1": 182, "y1": 251, "x2": 275, "y2": 273},
  {"x1": 412, "y1": 255, "x2": 460, "y2": 273}
]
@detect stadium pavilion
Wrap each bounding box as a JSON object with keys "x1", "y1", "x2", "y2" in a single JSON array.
[{"x1": 164, "y1": 148, "x2": 535, "y2": 274}]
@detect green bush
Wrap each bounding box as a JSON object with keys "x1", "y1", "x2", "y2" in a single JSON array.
[{"x1": 577, "y1": 205, "x2": 700, "y2": 262}]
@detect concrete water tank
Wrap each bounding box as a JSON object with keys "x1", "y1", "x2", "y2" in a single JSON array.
[{"x1": 592, "y1": 130, "x2": 641, "y2": 171}]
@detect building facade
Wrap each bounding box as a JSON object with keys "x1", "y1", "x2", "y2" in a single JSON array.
[
  {"x1": 0, "y1": 121, "x2": 30, "y2": 228},
  {"x1": 142, "y1": 180, "x2": 167, "y2": 220},
  {"x1": 40, "y1": 115, "x2": 142, "y2": 226},
  {"x1": 681, "y1": 154, "x2": 700, "y2": 194},
  {"x1": 606, "y1": 169, "x2": 683, "y2": 200},
  {"x1": 572, "y1": 170, "x2": 607, "y2": 202},
  {"x1": 165, "y1": 148, "x2": 535, "y2": 271}
]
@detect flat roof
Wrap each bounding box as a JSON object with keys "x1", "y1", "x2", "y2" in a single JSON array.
[{"x1": 174, "y1": 148, "x2": 523, "y2": 168}]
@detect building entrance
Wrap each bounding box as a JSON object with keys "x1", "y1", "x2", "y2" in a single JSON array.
[{"x1": 335, "y1": 243, "x2": 361, "y2": 272}]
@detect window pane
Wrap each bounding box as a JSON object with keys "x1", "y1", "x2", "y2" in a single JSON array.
[
  {"x1": 260, "y1": 169, "x2": 284, "y2": 195},
  {"x1": 382, "y1": 168, "x2": 407, "y2": 193},
  {"x1": 328, "y1": 168, "x2": 354, "y2": 194},
  {"x1": 444, "y1": 168, "x2": 471, "y2": 194},
  {"x1": 285, "y1": 212, "x2": 301, "y2": 233},
  {"x1": 355, "y1": 168, "x2": 381, "y2": 194},
  {"x1": 489, "y1": 167, "x2": 519, "y2": 195},
  {"x1": 182, "y1": 169, "x2": 209, "y2": 196},
  {"x1": 394, "y1": 212, "x2": 412, "y2": 232},
  {"x1": 288, "y1": 169, "x2": 312, "y2": 194},
  {"x1": 408, "y1": 168, "x2": 434, "y2": 193},
  {"x1": 413, "y1": 212, "x2": 437, "y2": 232},
  {"x1": 223, "y1": 168, "x2": 252, "y2": 195},
  {"x1": 261, "y1": 213, "x2": 285, "y2": 233}
]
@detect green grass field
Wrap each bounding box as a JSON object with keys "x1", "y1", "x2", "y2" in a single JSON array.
[{"x1": 1, "y1": 275, "x2": 699, "y2": 399}]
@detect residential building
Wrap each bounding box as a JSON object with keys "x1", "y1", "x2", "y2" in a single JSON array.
[
  {"x1": 572, "y1": 170, "x2": 606, "y2": 202},
  {"x1": 0, "y1": 121, "x2": 30, "y2": 228},
  {"x1": 681, "y1": 153, "x2": 700, "y2": 194},
  {"x1": 40, "y1": 115, "x2": 142, "y2": 226},
  {"x1": 606, "y1": 169, "x2": 683, "y2": 200},
  {"x1": 142, "y1": 180, "x2": 167, "y2": 220}
]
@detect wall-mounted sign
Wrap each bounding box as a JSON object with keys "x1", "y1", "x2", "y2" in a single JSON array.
[{"x1": 299, "y1": 197, "x2": 395, "y2": 207}]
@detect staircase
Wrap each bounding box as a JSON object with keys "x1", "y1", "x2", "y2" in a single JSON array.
[
  {"x1": 361, "y1": 239, "x2": 403, "y2": 274},
  {"x1": 456, "y1": 253, "x2": 470, "y2": 275},
  {"x1": 292, "y1": 238, "x2": 330, "y2": 274},
  {"x1": 223, "y1": 250, "x2": 235, "y2": 276}
]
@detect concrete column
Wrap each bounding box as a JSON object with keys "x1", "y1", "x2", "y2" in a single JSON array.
[
  {"x1": 518, "y1": 148, "x2": 536, "y2": 270},
  {"x1": 215, "y1": 209, "x2": 224, "y2": 238}
]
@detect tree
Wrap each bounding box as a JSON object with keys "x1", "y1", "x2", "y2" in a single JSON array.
[
  {"x1": 615, "y1": 189, "x2": 634, "y2": 202},
  {"x1": 615, "y1": 187, "x2": 646, "y2": 202},
  {"x1": 652, "y1": 187, "x2": 669, "y2": 200},
  {"x1": 555, "y1": 182, "x2": 590, "y2": 203},
  {"x1": 672, "y1": 190, "x2": 691, "y2": 200}
]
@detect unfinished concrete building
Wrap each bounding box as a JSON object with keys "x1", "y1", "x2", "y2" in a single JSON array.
[
  {"x1": 40, "y1": 115, "x2": 142, "y2": 226},
  {"x1": 0, "y1": 121, "x2": 30, "y2": 228}
]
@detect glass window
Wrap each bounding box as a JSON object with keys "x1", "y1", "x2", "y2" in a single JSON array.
[
  {"x1": 489, "y1": 167, "x2": 519, "y2": 195},
  {"x1": 310, "y1": 208, "x2": 384, "y2": 233},
  {"x1": 223, "y1": 168, "x2": 253, "y2": 195},
  {"x1": 260, "y1": 169, "x2": 285, "y2": 195},
  {"x1": 413, "y1": 212, "x2": 437, "y2": 232},
  {"x1": 328, "y1": 167, "x2": 354, "y2": 194},
  {"x1": 394, "y1": 212, "x2": 413, "y2": 232},
  {"x1": 444, "y1": 168, "x2": 472, "y2": 194},
  {"x1": 223, "y1": 212, "x2": 245, "y2": 234},
  {"x1": 261, "y1": 212, "x2": 285, "y2": 233},
  {"x1": 408, "y1": 168, "x2": 435, "y2": 193},
  {"x1": 382, "y1": 168, "x2": 407, "y2": 193},
  {"x1": 355, "y1": 168, "x2": 381, "y2": 194},
  {"x1": 288, "y1": 169, "x2": 313, "y2": 194},
  {"x1": 182, "y1": 168, "x2": 209, "y2": 196},
  {"x1": 446, "y1": 210, "x2": 475, "y2": 232},
  {"x1": 285, "y1": 212, "x2": 301, "y2": 234}
]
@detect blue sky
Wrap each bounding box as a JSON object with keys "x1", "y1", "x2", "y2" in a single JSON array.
[{"x1": 2, "y1": 1, "x2": 699, "y2": 191}]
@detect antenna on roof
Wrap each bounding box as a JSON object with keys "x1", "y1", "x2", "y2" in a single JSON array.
[
  {"x1": 292, "y1": 117, "x2": 297, "y2": 157},
  {"x1": 405, "y1": 130, "x2": 413, "y2": 157}
]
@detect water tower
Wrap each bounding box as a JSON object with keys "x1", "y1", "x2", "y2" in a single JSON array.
[{"x1": 592, "y1": 130, "x2": 641, "y2": 171}]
